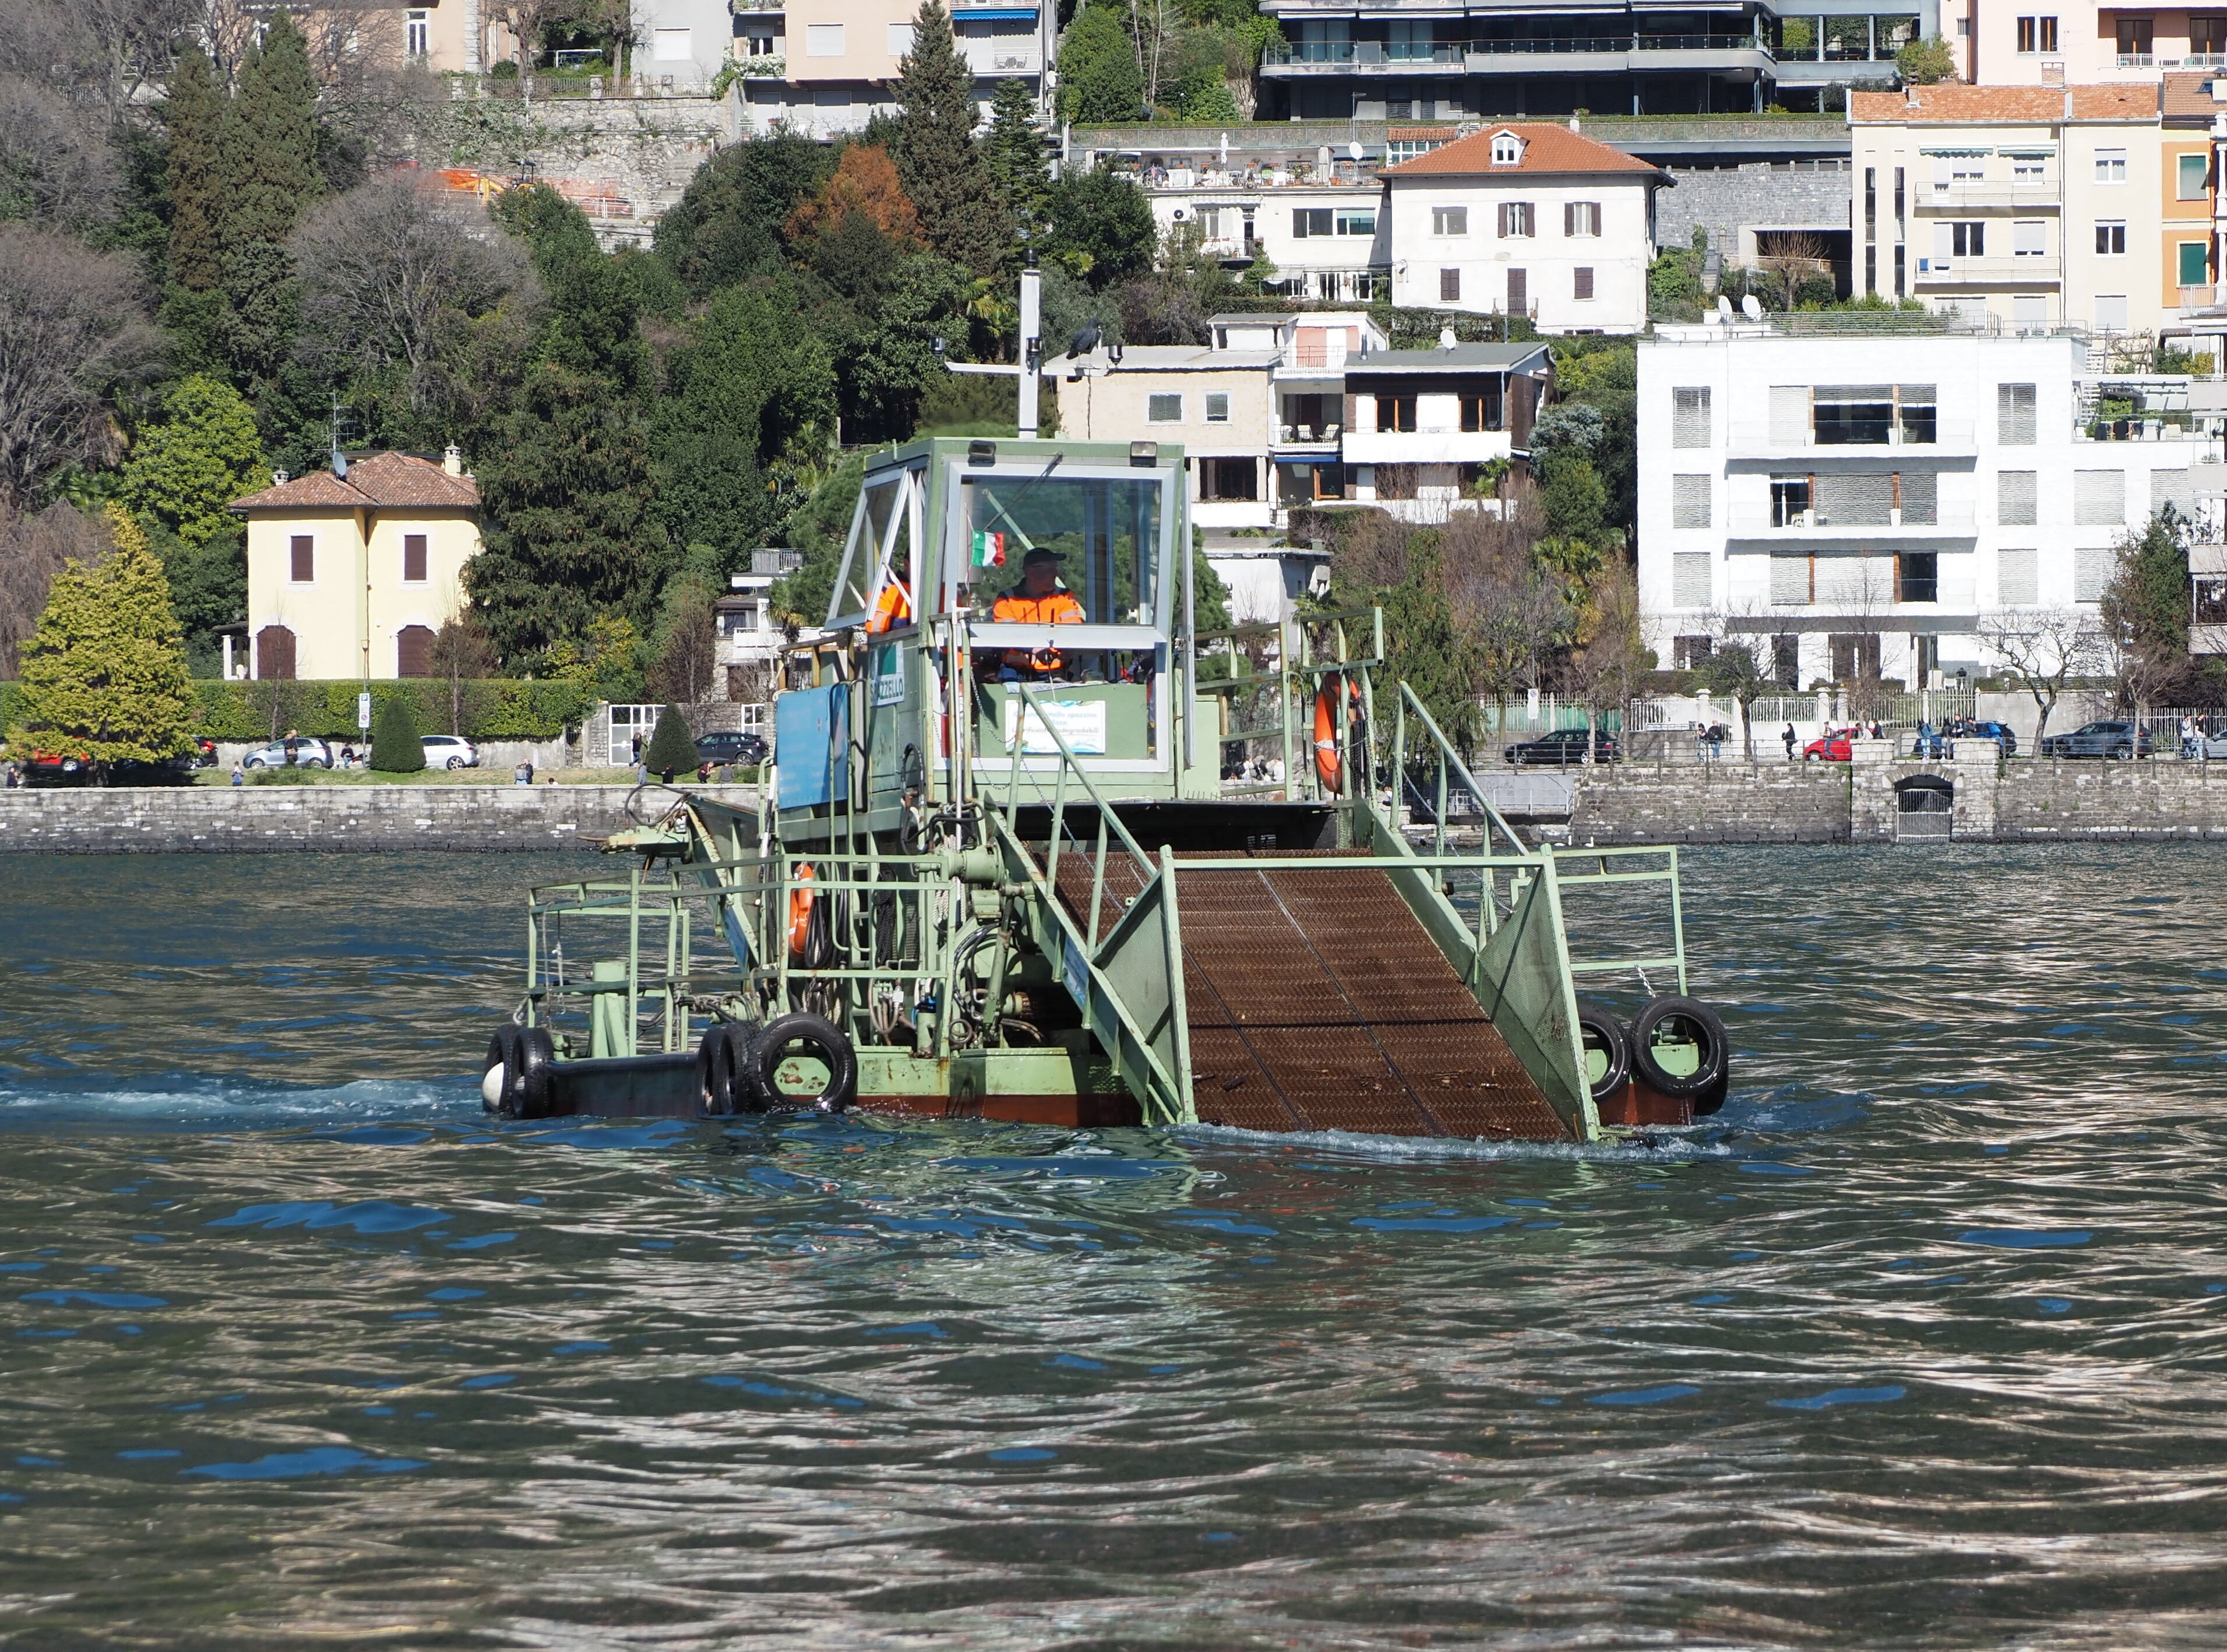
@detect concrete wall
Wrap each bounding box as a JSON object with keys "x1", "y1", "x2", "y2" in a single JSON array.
[
  {"x1": 1656, "y1": 161, "x2": 1854, "y2": 267},
  {"x1": 0, "y1": 785, "x2": 760, "y2": 855}
]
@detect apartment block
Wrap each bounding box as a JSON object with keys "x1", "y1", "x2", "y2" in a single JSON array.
[
  {"x1": 1849, "y1": 82, "x2": 2189, "y2": 336},
  {"x1": 1967, "y1": 0, "x2": 2227, "y2": 84},
  {"x1": 732, "y1": 0, "x2": 1046, "y2": 136},
  {"x1": 1636, "y1": 322, "x2": 2204, "y2": 688}
]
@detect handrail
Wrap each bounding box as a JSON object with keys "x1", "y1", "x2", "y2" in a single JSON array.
[{"x1": 1394, "y1": 681, "x2": 1530, "y2": 859}]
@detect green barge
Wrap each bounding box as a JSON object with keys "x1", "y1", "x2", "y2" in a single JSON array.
[{"x1": 480, "y1": 435, "x2": 1729, "y2": 1142}]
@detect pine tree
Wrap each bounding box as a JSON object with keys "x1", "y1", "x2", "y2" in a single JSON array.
[
  {"x1": 369, "y1": 693, "x2": 425, "y2": 773},
  {"x1": 6, "y1": 508, "x2": 196, "y2": 783},
  {"x1": 891, "y1": 0, "x2": 1009, "y2": 277},
  {"x1": 982, "y1": 78, "x2": 1050, "y2": 245},
  {"x1": 119, "y1": 375, "x2": 268, "y2": 549},
  {"x1": 643, "y1": 703, "x2": 697, "y2": 779},
  {"x1": 165, "y1": 48, "x2": 228, "y2": 293}
]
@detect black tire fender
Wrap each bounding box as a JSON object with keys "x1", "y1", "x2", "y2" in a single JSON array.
[
  {"x1": 1575, "y1": 1000, "x2": 1632, "y2": 1104},
  {"x1": 699, "y1": 1022, "x2": 759, "y2": 1115},
  {"x1": 1629, "y1": 995, "x2": 1730, "y2": 1102},
  {"x1": 748, "y1": 1012, "x2": 857, "y2": 1112},
  {"x1": 510, "y1": 1026, "x2": 553, "y2": 1118}
]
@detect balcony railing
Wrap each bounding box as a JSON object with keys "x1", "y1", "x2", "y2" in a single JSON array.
[
  {"x1": 1262, "y1": 34, "x2": 1766, "y2": 66},
  {"x1": 1728, "y1": 505, "x2": 1976, "y2": 533},
  {"x1": 1726, "y1": 420, "x2": 1976, "y2": 451}
]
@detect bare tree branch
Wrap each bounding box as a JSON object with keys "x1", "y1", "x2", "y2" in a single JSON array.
[{"x1": 1977, "y1": 606, "x2": 2103, "y2": 745}]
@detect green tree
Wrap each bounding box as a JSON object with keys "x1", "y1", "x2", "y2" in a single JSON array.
[
  {"x1": 496, "y1": 181, "x2": 646, "y2": 389},
  {"x1": 652, "y1": 132, "x2": 830, "y2": 298},
  {"x1": 119, "y1": 375, "x2": 267, "y2": 548},
  {"x1": 1699, "y1": 640, "x2": 1770, "y2": 760},
  {"x1": 2101, "y1": 507, "x2": 2193, "y2": 710},
  {"x1": 369, "y1": 692, "x2": 424, "y2": 772},
  {"x1": 164, "y1": 48, "x2": 227, "y2": 293},
  {"x1": 1044, "y1": 165, "x2": 1155, "y2": 290},
  {"x1": 643, "y1": 702, "x2": 697, "y2": 778},
  {"x1": 6, "y1": 506, "x2": 195, "y2": 782},
  {"x1": 1895, "y1": 36, "x2": 1956, "y2": 84},
  {"x1": 219, "y1": 12, "x2": 320, "y2": 383},
  {"x1": 1550, "y1": 340, "x2": 1637, "y2": 540},
  {"x1": 982, "y1": 78, "x2": 1051, "y2": 247},
  {"x1": 892, "y1": 0, "x2": 1009, "y2": 276},
  {"x1": 1055, "y1": 5, "x2": 1144, "y2": 122},
  {"x1": 465, "y1": 363, "x2": 672, "y2": 662}
]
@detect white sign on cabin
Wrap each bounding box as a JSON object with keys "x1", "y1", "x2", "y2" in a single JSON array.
[{"x1": 1003, "y1": 696, "x2": 1107, "y2": 756}]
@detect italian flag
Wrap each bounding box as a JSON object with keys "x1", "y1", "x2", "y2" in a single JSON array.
[{"x1": 971, "y1": 530, "x2": 1006, "y2": 568}]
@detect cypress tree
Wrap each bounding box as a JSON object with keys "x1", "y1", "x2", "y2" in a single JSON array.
[
  {"x1": 982, "y1": 78, "x2": 1049, "y2": 246},
  {"x1": 165, "y1": 48, "x2": 228, "y2": 293},
  {"x1": 6, "y1": 508, "x2": 196, "y2": 784},
  {"x1": 220, "y1": 12, "x2": 320, "y2": 382},
  {"x1": 891, "y1": 0, "x2": 1008, "y2": 276},
  {"x1": 643, "y1": 703, "x2": 698, "y2": 780},
  {"x1": 369, "y1": 694, "x2": 424, "y2": 773}
]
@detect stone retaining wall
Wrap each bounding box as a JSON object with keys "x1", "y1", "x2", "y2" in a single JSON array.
[
  {"x1": 1562, "y1": 765, "x2": 1851, "y2": 844},
  {"x1": 0, "y1": 784, "x2": 760, "y2": 855}
]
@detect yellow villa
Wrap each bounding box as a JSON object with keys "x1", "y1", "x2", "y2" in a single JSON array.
[{"x1": 230, "y1": 449, "x2": 482, "y2": 681}]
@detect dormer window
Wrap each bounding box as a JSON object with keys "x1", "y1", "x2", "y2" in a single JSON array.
[{"x1": 1490, "y1": 131, "x2": 1523, "y2": 165}]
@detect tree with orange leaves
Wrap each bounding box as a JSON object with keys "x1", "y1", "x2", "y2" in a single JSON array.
[{"x1": 784, "y1": 145, "x2": 923, "y2": 248}]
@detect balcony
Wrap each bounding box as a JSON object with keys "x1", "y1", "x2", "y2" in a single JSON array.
[
  {"x1": 1915, "y1": 180, "x2": 2060, "y2": 212},
  {"x1": 1260, "y1": 34, "x2": 1770, "y2": 73},
  {"x1": 1344, "y1": 426, "x2": 1513, "y2": 464},
  {"x1": 1770, "y1": 581, "x2": 1978, "y2": 612},
  {"x1": 1262, "y1": 40, "x2": 1467, "y2": 72},
  {"x1": 1726, "y1": 420, "x2": 1976, "y2": 454},
  {"x1": 1914, "y1": 253, "x2": 2059, "y2": 287},
  {"x1": 1727, "y1": 505, "x2": 1977, "y2": 537},
  {"x1": 963, "y1": 44, "x2": 1041, "y2": 74}
]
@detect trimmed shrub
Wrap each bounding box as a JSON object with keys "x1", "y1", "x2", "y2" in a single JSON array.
[
  {"x1": 370, "y1": 695, "x2": 424, "y2": 773},
  {"x1": 643, "y1": 703, "x2": 697, "y2": 779}
]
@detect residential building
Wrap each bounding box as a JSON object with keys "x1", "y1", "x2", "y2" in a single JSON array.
[
  {"x1": 1253, "y1": 0, "x2": 1934, "y2": 122},
  {"x1": 1379, "y1": 122, "x2": 1669, "y2": 332},
  {"x1": 1341, "y1": 340, "x2": 1552, "y2": 517},
  {"x1": 1848, "y1": 82, "x2": 2185, "y2": 337},
  {"x1": 716, "y1": 549, "x2": 805, "y2": 698},
  {"x1": 1961, "y1": 0, "x2": 2227, "y2": 86},
  {"x1": 231, "y1": 450, "x2": 482, "y2": 682},
  {"x1": 731, "y1": 0, "x2": 1046, "y2": 137},
  {"x1": 1125, "y1": 142, "x2": 1398, "y2": 304},
  {"x1": 1636, "y1": 320, "x2": 2205, "y2": 690}
]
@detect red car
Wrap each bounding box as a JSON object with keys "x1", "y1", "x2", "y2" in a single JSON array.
[{"x1": 1803, "y1": 730, "x2": 1854, "y2": 762}]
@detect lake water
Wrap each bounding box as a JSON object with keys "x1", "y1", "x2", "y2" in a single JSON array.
[{"x1": 2, "y1": 846, "x2": 2225, "y2": 1649}]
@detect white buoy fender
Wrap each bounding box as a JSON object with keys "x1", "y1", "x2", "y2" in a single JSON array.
[{"x1": 481, "y1": 1062, "x2": 506, "y2": 1108}]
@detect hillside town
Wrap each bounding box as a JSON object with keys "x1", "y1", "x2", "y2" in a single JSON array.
[{"x1": 2, "y1": 0, "x2": 2224, "y2": 785}]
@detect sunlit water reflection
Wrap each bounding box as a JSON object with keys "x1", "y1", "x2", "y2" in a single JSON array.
[{"x1": 1, "y1": 846, "x2": 2224, "y2": 1649}]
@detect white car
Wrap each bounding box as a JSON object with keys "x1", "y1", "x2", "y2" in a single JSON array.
[{"x1": 422, "y1": 734, "x2": 478, "y2": 770}]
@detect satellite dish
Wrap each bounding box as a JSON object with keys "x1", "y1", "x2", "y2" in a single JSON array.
[
  {"x1": 1741, "y1": 293, "x2": 1764, "y2": 320},
  {"x1": 1717, "y1": 295, "x2": 1734, "y2": 320},
  {"x1": 1348, "y1": 141, "x2": 1363, "y2": 160}
]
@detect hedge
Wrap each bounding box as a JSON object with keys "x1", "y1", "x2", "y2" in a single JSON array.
[{"x1": 1, "y1": 679, "x2": 594, "y2": 743}]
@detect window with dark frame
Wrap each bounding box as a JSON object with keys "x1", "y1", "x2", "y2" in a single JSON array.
[
  {"x1": 1439, "y1": 267, "x2": 1461, "y2": 301},
  {"x1": 1376, "y1": 394, "x2": 1417, "y2": 433},
  {"x1": 1459, "y1": 384, "x2": 1504, "y2": 431},
  {"x1": 290, "y1": 535, "x2": 313, "y2": 582},
  {"x1": 403, "y1": 533, "x2": 428, "y2": 582}
]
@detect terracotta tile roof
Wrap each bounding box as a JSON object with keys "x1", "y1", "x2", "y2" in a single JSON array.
[
  {"x1": 2162, "y1": 70, "x2": 2221, "y2": 120},
  {"x1": 1381, "y1": 122, "x2": 1664, "y2": 178},
  {"x1": 231, "y1": 450, "x2": 479, "y2": 513},
  {"x1": 1849, "y1": 83, "x2": 2159, "y2": 124}
]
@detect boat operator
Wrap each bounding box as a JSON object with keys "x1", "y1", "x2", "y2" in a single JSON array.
[{"x1": 982, "y1": 548, "x2": 1084, "y2": 679}]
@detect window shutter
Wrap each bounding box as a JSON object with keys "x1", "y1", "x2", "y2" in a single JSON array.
[
  {"x1": 290, "y1": 536, "x2": 313, "y2": 582},
  {"x1": 1672, "y1": 552, "x2": 1712, "y2": 607},
  {"x1": 1507, "y1": 267, "x2": 1527, "y2": 309},
  {"x1": 1998, "y1": 383, "x2": 2037, "y2": 443},
  {"x1": 2153, "y1": 467, "x2": 2196, "y2": 517},
  {"x1": 403, "y1": 534, "x2": 427, "y2": 582},
  {"x1": 1998, "y1": 470, "x2": 2037, "y2": 524},
  {"x1": 1672, "y1": 387, "x2": 1711, "y2": 448},
  {"x1": 1899, "y1": 469, "x2": 1936, "y2": 524},
  {"x1": 1574, "y1": 266, "x2": 1594, "y2": 300},
  {"x1": 2073, "y1": 470, "x2": 2124, "y2": 525},
  {"x1": 1497, "y1": 202, "x2": 1509, "y2": 236},
  {"x1": 1770, "y1": 553, "x2": 1810, "y2": 605},
  {"x1": 397, "y1": 625, "x2": 435, "y2": 678},
  {"x1": 1563, "y1": 201, "x2": 1576, "y2": 235},
  {"x1": 1997, "y1": 548, "x2": 2038, "y2": 605},
  {"x1": 1816, "y1": 472, "x2": 1893, "y2": 526},
  {"x1": 1671, "y1": 473, "x2": 1711, "y2": 529},
  {"x1": 2015, "y1": 220, "x2": 2046, "y2": 255},
  {"x1": 1439, "y1": 267, "x2": 1461, "y2": 302},
  {"x1": 1770, "y1": 386, "x2": 1809, "y2": 446},
  {"x1": 2074, "y1": 544, "x2": 2112, "y2": 601}
]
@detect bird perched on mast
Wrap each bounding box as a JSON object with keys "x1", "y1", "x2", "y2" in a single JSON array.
[{"x1": 1067, "y1": 318, "x2": 1102, "y2": 381}]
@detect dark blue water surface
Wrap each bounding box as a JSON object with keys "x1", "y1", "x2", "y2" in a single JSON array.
[{"x1": 3, "y1": 846, "x2": 2226, "y2": 1649}]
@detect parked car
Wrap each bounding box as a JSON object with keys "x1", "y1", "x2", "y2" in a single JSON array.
[
  {"x1": 695, "y1": 729, "x2": 769, "y2": 769},
  {"x1": 20, "y1": 748, "x2": 93, "y2": 786},
  {"x1": 1945, "y1": 718, "x2": 2018, "y2": 756},
  {"x1": 1803, "y1": 730, "x2": 1855, "y2": 762},
  {"x1": 2200, "y1": 730, "x2": 2227, "y2": 760},
  {"x1": 1503, "y1": 728, "x2": 1619, "y2": 766},
  {"x1": 2039, "y1": 720, "x2": 2154, "y2": 760},
  {"x1": 421, "y1": 734, "x2": 478, "y2": 769},
  {"x1": 243, "y1": 737, "x2": 333, "y2": 769},
  {"x1": 22, "y1": 749, "x2": 195, "y2": 786}
]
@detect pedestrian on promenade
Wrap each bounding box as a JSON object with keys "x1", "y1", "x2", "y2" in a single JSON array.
[
  {"x1": 230, "y1": 760, "x2": 245, "y2": 787},
  {"x1": 1782, "y1": 723, "x2": 1796, "y2": 761},
  {"x1": 632, "y1": 732, "x2": 645, "y2": 785},
  {"x1": 515, "y1": 760, "x2": 534, "y2": 786},
  {"x1": 2182, "y1": 714, "x2": 2198, "y2": 759}
]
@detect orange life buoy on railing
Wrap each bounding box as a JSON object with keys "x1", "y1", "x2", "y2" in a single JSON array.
[
  {"x1": 787, "y1": 863, "x2": 815, "y2": 960},
  {"x1": 1313, "y1": 676, "x2": 1355, "y2": 792}
]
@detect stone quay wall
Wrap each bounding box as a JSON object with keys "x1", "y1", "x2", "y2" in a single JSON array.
[
  {"x1": 0, "y1": 785, "x2": 761, "y2": 855},
  {"x1": 1558, "y1": 752, "x2": 2227, "y2": 845}
]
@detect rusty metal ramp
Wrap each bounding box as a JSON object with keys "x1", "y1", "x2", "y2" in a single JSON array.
[{"x1": 1052, "y1": 852, "x2": 1571, "y2": 1141}]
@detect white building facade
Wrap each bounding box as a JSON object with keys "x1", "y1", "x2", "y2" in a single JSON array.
[
  {"x1": 1637, "y1": 323, "x2": 2206, "y2": 687},
  {"x1": 1380, "y1": 121, "x2": 1666, "y2": 333}
]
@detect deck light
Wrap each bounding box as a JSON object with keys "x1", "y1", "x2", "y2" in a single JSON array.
[
  {"x1": 1130, "y1": 441, "x2": 1158, "y2": 466},
  {"x1": 967, "y1": 441, "x2": 998, "y2": 467}
]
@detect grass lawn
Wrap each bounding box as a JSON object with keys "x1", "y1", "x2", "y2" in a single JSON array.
[{"x1": 193, "y1": 767, "x2": 761, "y2": 788}]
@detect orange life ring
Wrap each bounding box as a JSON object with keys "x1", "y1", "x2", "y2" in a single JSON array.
[
  {"x1": 1313, "y1": 677, "x2": 1355, "y2": 791},
  {"x1": 787, "y1": 863, "x2": 815, "y2": 960}
]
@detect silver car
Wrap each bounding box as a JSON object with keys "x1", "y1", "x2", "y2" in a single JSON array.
[
  {"x1": 421, "y1": 734, "x2": 479, "y2": 770},
  {"x1": 242, "y1": 737, "x2": 332, "y2": 769}
]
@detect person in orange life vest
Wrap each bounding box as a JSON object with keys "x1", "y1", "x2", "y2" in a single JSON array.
[
  {"x1": 864, "y1": 575, "x2": 911, "y2": 634},
  {"x1": 990, "y1": 548, "x2": 1084, "y2": 678}
]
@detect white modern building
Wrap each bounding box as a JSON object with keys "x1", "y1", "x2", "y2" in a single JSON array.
[
  {"x1": 1379, "y1": 120, "x2": 1668, "y2": 333},
  {"x1": 728, "y1": 0, "x2": 1048, "y2": 136},
  {"x1": 1637, "y1": 319, "x2": 2210, "y2": 688}
]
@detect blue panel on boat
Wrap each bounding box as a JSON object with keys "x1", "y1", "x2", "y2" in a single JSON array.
[{"x1": 776, "y1": 687, "x2": 848, "y2": 809}]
